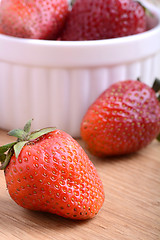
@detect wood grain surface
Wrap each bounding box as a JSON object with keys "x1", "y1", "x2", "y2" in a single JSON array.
[{"x1": 0, "y1": 129, "x2": 160, "y2": 240}]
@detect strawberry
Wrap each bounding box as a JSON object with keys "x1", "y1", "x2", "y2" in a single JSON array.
[
  {"x1": 60, "y1": 0, "x2": 147, "y2": 41},
  {"x1": 0, "y1": 0, "x2": 69, "y2": 39},
  {"x1": 0, "y1": 120, "x2": 104, "y2": 219},
  {"x1": 0, "y1": 26, "x2": 3, "y2": 34},
  {"x1": 81, "y1": 80, "x2": 160, "y2": 157}
]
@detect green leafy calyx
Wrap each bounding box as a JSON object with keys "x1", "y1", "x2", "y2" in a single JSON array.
[
  {"x1": 0, "y1": 120, "x2": 56, "y2": 170},
  {"x1": 152, "y1": 78, "x2": 160, "y2": 95},
  {"x1": 152, "y1": 79, "x2": 160, "y2": 141}
]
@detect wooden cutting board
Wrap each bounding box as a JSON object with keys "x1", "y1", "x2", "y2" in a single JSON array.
[{"x1": 0, "y1": 129, "x2": 160, "y2": 240}]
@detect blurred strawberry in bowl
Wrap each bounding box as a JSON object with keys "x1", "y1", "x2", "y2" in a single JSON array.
[
  {"x1": 0, "y1": 0, "x2": 69, "y2": 39},
  {"x1": 60, "y1": 0, "x2": 147, "y2": 41}
]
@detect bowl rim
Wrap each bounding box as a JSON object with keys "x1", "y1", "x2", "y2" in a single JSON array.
[{"x1": 0, "y1": 19, "x2": 160, "y2": 46}]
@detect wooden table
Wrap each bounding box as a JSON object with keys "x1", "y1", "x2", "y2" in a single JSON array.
[{"x1": 0, "y1": 129, "x2": 160, "y2": 240}]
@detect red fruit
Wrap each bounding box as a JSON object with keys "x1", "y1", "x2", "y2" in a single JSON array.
[
  {"x1": 0, "y1": 121, "x2": 104, "y2": 220},
  {"x1": 0, "y1": 0, "x2": 69, "y2": 39},
  {"x1": 81, "y1": 80, "x2": 160, "y2": 157},
  {"x1": 60, "y1": 0, "x2": 147, "y2": 41},
  {"x1": 0, "y1": 26, "x2": 3, "y2": 34}
]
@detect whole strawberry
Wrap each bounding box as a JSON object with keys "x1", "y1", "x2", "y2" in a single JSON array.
[
  {"x1": 0, "y1": 0, "x2": 69, "y2": 39},
  {"x1": 0, "y1": 120, "x2": 104, "y2": 219},
  {"x1": 60, "y1": 0, "x2": 147, "y2": 41},
  {"x1": 81, "y1": 80, "x2": 160, "y2": 157}
]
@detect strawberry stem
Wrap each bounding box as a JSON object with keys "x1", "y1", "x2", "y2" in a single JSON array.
[
  {"x1": 152, "y1": 78, "x2": 160, "y2": 93},
  {"x1": 0, "y1": 154, "x2": 6, "y2": 163},
  {"x1": 14, "y1": 141, "x2": 28, "y2": 159},
  {"x1": 0, "y1": 120, "x2": 57, "y2": 170},
  {"x1": 8, "y1": 129, "x2": 29, "y2": 141},
  {"x1": 152, "y1": 79, "x2": 160, "y2": 141},
  {"x1": 157, "y1": 134, "x2": 160, "y2": 142},
  {"x1": 71, "y1": 0, "x2": 76, "y2": 6},
  {"x1": 0, "y1": 142, "x2": 16, "y2": 154},
  {"x1": 23, "y1": 119, "x2": 33, "y2": 134},
  {"x1": 29, "y1": 127, "x2": 56, "y2": 140},
  {"x1": 0, "y1": 148, "x2": 13, "y2": 170}
]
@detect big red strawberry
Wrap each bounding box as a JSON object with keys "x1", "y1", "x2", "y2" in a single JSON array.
[
  {"x1": 60, "y1": 0, "x2": 147, "y2": 41},
  {"x1": 0, "y1": 0, "x2": 69, "y2": 39},
  {"x1": 81, "y1": 80, "x2": 160, "y2": 157},
  {"x1": 0, "y1": 120, "x2": 104, "y2": 219}
]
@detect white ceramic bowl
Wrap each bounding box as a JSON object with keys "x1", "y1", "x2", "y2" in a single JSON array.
[{"x1": 0, "y1": 0, "x2": 160, "y2": 137}]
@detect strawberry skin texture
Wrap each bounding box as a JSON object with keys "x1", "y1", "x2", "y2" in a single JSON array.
[
  {"x1": 0, "y1": 0, "x2": 69, "y2": 39},
  {"x1": 60, "y1": 0, "x2": 147, "y2": 41},
  {"x1": 81, "y1": 80, "x2": 160, "y2": 157},
  {"x1": 4, "y1": 129, "x2": 104, "y2": 219}
]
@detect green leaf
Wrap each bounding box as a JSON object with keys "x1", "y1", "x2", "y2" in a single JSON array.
[
  {"x1": 71, "y1": 0, "x2": 76, "y2": 6},
  {"x1": 157, "y1": 134, "x2": 160, "y2": 142},
  {"x1": 8, "y1": 129, "x2": 28, "y2": 141},
  {"x1": 0, "y1": 142, "x2": 16, "y2": 154},
  {"x1": 0, "y1": 154, "x2": 6, "y2": 163},
  {"x1": 14, "y1": 141, "x2": 28, "y2": 159},
  {"x1": 24, "y1": 119, "x2": 33, "y2": 134},
  {"x1": 152, "y1": 78, "x2": 160, "y2": 93},
  {"x1": 0, "y1": 149, "x2": 13, "y2": 170},
  {"x1": 29, "y1": 127, "x2": 56, "y2": 141}
]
